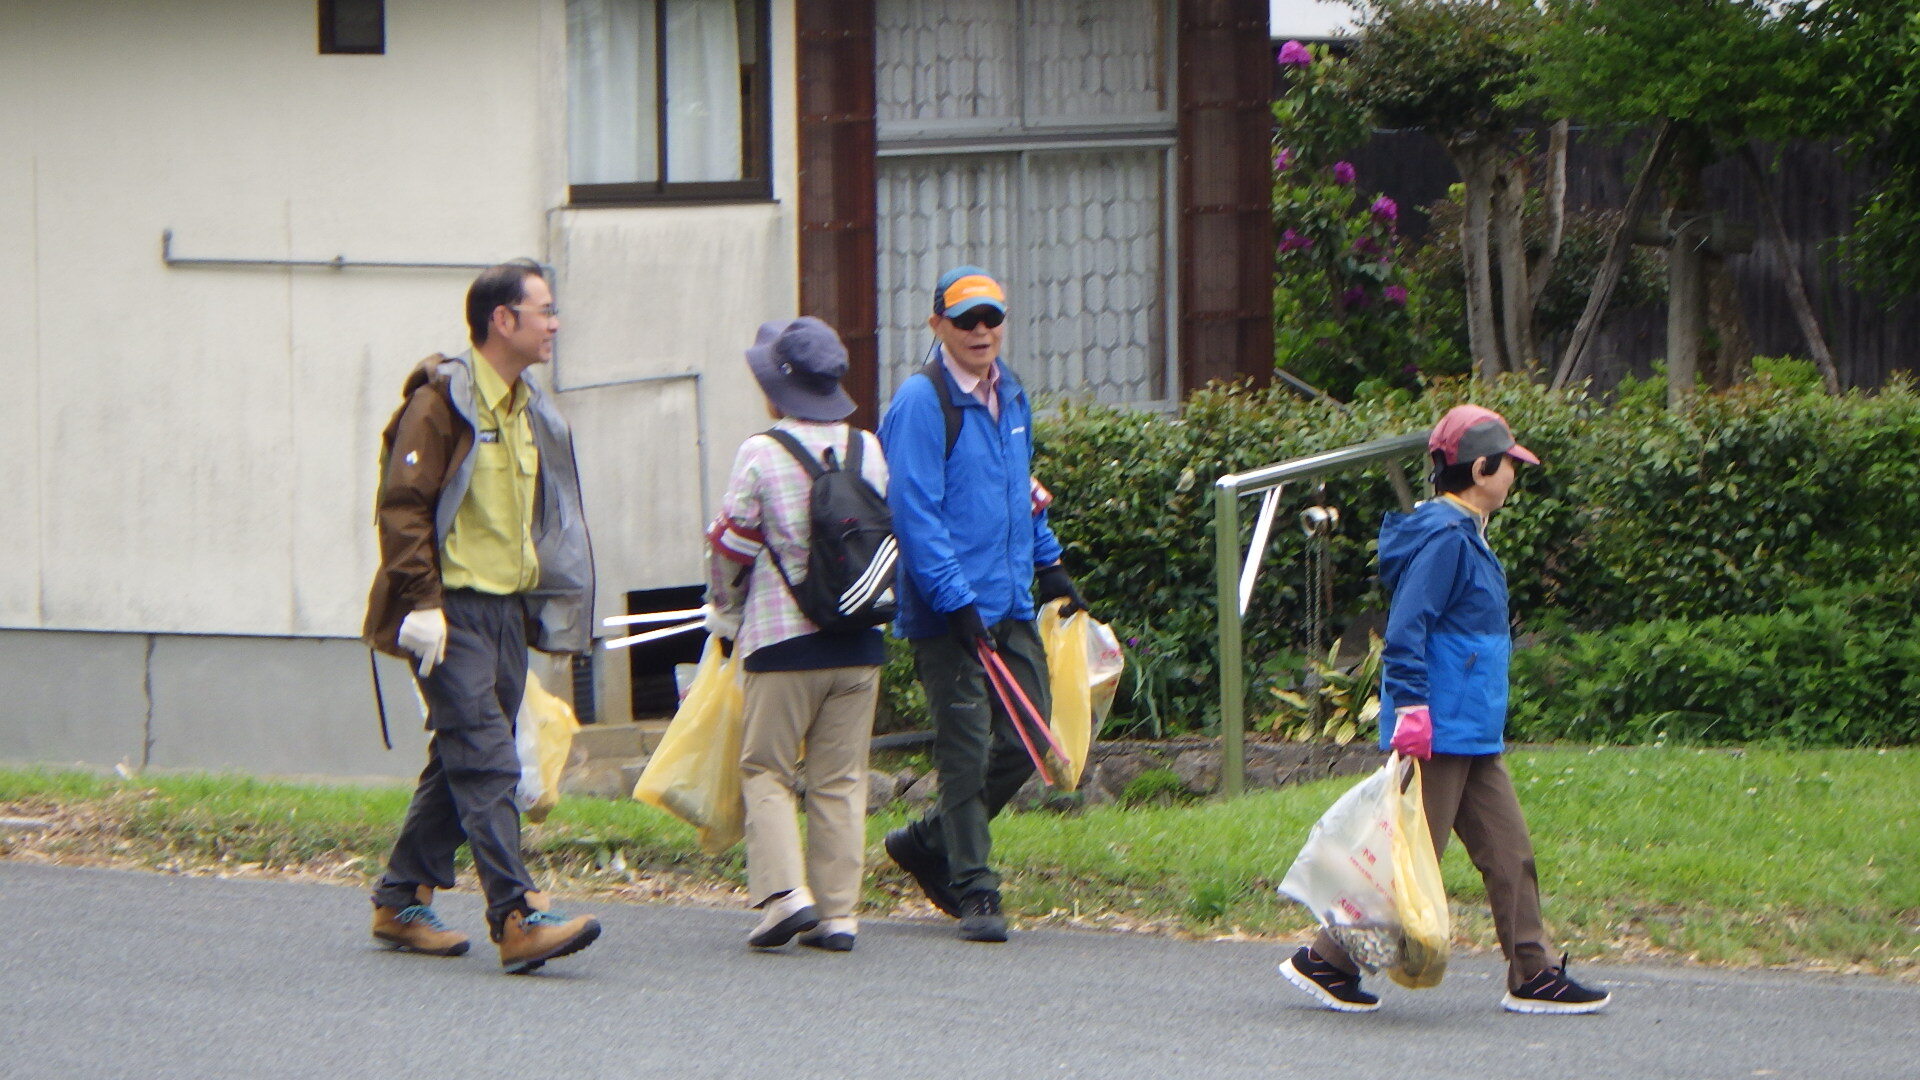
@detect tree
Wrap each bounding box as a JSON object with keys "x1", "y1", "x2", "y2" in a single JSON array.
[
  {"x1": 1526, "y1": 0, "x2": 1830, "y2": 403},
  {"x1": 1797, "y1": 0, "x2": 1920, "y2": 299},
  {"x1": 1343, "y1": 0, "x2": 1553, "y2": 381}
]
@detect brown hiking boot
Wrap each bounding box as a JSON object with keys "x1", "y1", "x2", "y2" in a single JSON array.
[
  {"x1": 495, "y1": 891, "x2": 602, "y2": 974},
  {"x1": 371, "y1": 886, "x2": 471, "y2": 957}
]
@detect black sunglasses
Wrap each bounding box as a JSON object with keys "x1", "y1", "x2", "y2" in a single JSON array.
[{"x1": 948, "y1": 307, "x2": 1006, "y2": 332}]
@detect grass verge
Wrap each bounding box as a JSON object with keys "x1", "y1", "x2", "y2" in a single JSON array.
[{"x1": 3, "y1": 746, "x2": 1915, "y2": 978}]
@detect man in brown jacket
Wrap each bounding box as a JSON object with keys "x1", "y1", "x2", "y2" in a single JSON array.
[{"x1": 364, "y1": 259, "x2": 601, "y2": 975}]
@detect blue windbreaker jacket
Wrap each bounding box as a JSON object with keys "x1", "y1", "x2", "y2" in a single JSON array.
[
  {"x1": 878, "y1": 359, "x2": 1063, "y2": 640},
  {"x1": 1376, "y1": 498, "x2": 1512, "y2": 755}
]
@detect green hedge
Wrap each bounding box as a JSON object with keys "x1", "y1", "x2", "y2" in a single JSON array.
[
  {"x1": 1511, "y1": 583, "x2": 1920, "y2": 747},
  {"x1": 1032, "y1": 373, "x2": 1920, "y2": 736}
]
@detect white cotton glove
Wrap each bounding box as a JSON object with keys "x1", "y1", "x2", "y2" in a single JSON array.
[{"x1": 397, "y1": 608, "x2": 449, "y2": 677}]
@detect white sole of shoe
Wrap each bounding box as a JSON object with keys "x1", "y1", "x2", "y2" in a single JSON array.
[
  {"x1": 1278, "y1": 961, "x2": 1381, "y2": 1013},
  {"x1": 1501, "y1": 991, "x2": 1611, "y2": 1015}
]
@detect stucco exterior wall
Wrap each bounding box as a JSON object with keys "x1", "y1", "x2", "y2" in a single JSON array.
[{"x1": 0, "y1": 0, "x2": 799, "y2": 654}]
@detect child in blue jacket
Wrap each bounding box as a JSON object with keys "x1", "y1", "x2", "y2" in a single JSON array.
[{"x1": 1282, "y1": 405, "x2": 1613, "y2": 1015}]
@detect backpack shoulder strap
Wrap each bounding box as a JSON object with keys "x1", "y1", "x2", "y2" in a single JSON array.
[
  {"x1": 762, "y1": 428, "x2": 827, "y2": 480},
  {"x1": 915, "y1": 360, "x2": 964, "y2": 458},
  {"x1": 842, "y1": 427, "x2": 866, "y2": 476}
]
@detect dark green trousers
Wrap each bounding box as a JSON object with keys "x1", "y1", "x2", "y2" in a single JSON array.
[{"x1": 903, "y1": 618, "x2": 1051, "y2": 896}]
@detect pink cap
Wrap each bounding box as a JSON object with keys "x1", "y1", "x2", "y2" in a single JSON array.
[{"x1": 1429, "y1": 405, "x2": 1539, "y2": 466}]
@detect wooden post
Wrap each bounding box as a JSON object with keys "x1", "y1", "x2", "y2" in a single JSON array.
[
  {"x1": 1551, "y1": 120, "x2": 1677, "y2": 390},
  {"x1": 1739, "y1": 144, "x2": 1842, "y2": 395}
]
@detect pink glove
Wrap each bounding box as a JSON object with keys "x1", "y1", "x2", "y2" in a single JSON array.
[{"x1": 1390, "y1": 705, "x2": 1433, "y2": 760}]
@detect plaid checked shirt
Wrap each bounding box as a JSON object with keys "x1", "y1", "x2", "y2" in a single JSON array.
[{"x1": 705, "y1": 420, "x2": 889, "y2": 660}]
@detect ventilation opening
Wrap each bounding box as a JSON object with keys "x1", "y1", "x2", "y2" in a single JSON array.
[{"x1": 624, "y1": 585, "x2": 708, "y2": 720}]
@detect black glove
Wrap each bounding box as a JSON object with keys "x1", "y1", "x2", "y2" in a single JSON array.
[
  {"x1": 1035, "y1": 564, "x2": 1087, "y2": 617},
  {"x1": 947, "y1": 605, "x2": 993, "y2": 651}
]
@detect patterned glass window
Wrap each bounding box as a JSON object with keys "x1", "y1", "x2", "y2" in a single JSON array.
[{"x1": 874, "y1": 0, "x2": 1174, "y2": 407}]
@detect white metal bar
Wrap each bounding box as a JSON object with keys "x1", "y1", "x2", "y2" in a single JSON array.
[
  {"x1": 602, "y1": 607, "x2": 705, "y2": 629},
  {"x1": 1238, "y1": 485, "x2": 1284, "y2": 617},
  {"x1": 602, "y1": 619, "x2": 704, "y2": 651}
]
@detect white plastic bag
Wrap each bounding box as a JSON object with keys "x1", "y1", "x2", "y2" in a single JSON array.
[
  {"x1": 1277, "y1": 753, "x2": 1449, "y2": 987},
  {"x1": 1086, "y1": 617, "x2": 1125, "y2": 726}
]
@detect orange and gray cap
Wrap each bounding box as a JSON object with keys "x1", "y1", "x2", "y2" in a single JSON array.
[
  {"x1": 1429, "y1": 404, "x2": 1539, "y2": 466},
  {"x1": 933, "y1": 265, "x2": 1008, "y2": 320}
]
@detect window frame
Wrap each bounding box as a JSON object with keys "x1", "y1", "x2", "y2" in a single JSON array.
[
  {"x1": 567, "y1": 0, "x2": 775, "y2": 207},
  {"x1": 318, "y1": 0, "x2": 385, "y2": 56}
]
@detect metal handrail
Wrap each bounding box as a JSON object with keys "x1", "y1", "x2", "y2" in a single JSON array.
[{"x1": 1212, "y1": 432, "x2": 1428, "y2": 796}]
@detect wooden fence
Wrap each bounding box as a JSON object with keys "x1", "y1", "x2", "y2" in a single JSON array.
[{"x1": 1343, "y1": 127, "x2": 1920, "y2": 390}]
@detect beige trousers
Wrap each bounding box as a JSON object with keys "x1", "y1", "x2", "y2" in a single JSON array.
[{"x1": 739, "y1": 665, "x2": 880, "y2": 918}]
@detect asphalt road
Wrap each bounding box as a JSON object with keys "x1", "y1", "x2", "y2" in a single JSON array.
[{"x1": 2, "y1": 862, "x2": 1914, "y2": 1080}]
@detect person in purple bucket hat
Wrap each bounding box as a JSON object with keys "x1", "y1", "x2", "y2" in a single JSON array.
[{"x1": 706, "y1": 316, "x2": 890, "y2": 953}]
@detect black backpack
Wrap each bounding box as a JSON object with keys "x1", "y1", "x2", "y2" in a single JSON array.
[{"x1": 761, "y1": 428, "x2": 899, "y2": 632}]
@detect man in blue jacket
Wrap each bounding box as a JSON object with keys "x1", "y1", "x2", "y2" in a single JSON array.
[
  {"x1": 878, "y1": 266, "x2": 1087, "y2": 943},
  {"x1": 1282, "y1": 405, "x2": 1612, "y2": 1015}
]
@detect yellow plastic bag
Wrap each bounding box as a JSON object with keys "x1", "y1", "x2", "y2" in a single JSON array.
[
  {"x1": 631, "y1": 637, "x2": 746, "y2": 854},
  {"x1": 1039, "y1": 599, "x2": 1127, "y2": 791},
  {"x1": 1386, "y1": 756, "x2": 1450, "y2": 989},
  {"x1": 515, "y1": 670, "x2": 580, "y2": 825}
]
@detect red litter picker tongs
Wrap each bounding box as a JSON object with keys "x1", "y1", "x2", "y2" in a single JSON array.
[{"x1": 976, "y1": 641, "x2": 1070, "y2": 786}]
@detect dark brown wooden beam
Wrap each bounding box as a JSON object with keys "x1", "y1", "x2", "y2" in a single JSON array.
[
  {"x1": 795, "y1": 0, "x2": 880, "y2": 427},
  {"x1": 1177, "y1": 0, "x2": 1275, "y2": 394}
]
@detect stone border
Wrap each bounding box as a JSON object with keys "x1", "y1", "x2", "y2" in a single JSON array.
[{"x1": 878, "y1": 738, "x2": 1385, "y2": 813}]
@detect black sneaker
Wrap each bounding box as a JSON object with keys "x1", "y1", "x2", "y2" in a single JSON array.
[
  {"x1": 1279, "y1": 946, "x2": 1381, "y2": 1013},
  {"x1": 1502, "y1": 953, "x2": 1612, "y2": 1014},
  {"x1": 885, "y1": 826, "x2": 962, "y2": 917},
  {"x1": 957, "y1": 889, "x2": 1009, "y2": 943}
]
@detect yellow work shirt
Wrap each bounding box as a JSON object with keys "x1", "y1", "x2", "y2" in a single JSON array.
[{"x1": 441, "y1": 354, "x2": 541, "y2": 595}]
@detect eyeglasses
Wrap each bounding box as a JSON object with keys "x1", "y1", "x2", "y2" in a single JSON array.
[
  {"x1": 948, "y1": 307, "x2": 1005, "y2": 332},
  {"x1": 510, "y1": 304, "x2": 560, "y2": 319}
]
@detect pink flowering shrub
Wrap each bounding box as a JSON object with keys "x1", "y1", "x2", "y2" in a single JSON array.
[{"x1": 1270, "y1": 42, "x2": 1456, "y2": 398}]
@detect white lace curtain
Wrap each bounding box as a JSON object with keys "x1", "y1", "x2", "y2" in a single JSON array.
[{"x1": 568, "y1": 0, "x2": 744, "y2": 185}]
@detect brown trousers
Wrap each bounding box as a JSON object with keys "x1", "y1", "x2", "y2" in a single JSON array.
[
  {"x1": 739, "y1": 666, "x2": 880, "y2": 919},
  {"x1": 1313, "y1": 753, "x2": 1551, "y2": 989}
]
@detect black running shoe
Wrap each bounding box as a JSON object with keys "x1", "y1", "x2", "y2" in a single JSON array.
[
  {"x1": 1279, "y1": 946, "x2": 1381, "y2": 1012},
  {"x1": 1502, "y1": 953, "x2": 1612, "y2": 1014},
  {"x1": 957, "y1": 889, "x2": 1009, "y2": 943},
  {"x1": 884, "y1": 826, "x2": 962, "y2": 917}
]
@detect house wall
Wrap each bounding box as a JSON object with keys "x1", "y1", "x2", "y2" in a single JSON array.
[{"x1": 0, "y1": 0, "x2": 800, "y2": 775}]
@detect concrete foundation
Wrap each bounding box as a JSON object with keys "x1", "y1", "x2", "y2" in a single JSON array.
[{"x1": 0, "y1": 628, "x2": 471, "y2": 780}]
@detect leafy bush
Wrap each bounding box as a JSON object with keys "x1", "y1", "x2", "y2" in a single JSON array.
[
  {"x1": 1034, "y1": 375, "x2": 1920, "y2": 738},
  {"x1": 1271, "y1": 41, "x2": 1462, "y2": 398},
  {"x1": 1511, "y1": 581, "x2": 1920, "y2": 747},
  {"x1": 878, "y1": 634, "x2": 928, "y2": 733}
]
